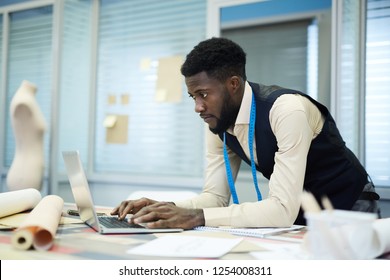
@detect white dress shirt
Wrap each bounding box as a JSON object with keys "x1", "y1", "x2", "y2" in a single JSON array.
[{"x1": 175, "y1": 82, "x2": 325, "y2": 227}]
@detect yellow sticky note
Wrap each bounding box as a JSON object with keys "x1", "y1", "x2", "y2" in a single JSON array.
[
  {"x1": 105, "y1": 115, "x2": 128, "y2": 144},
  {"x1": 155, "y1": 55, "x2": 183, "y2": 103},
  {"x1": 140, "y1": 58, "x2": 152, "y2": 71},
  {"x1": 121, "y1": 94, "x2": 130, "y2": 105},
  {"x1": 108, "y1": 95, "x2": 116, "y2": 105},
  {"x1": 155, "y1": 89, "x2": 168, "y2": 102},
  {"x1": 103, "y1": 115, "x2": 117, "y2": 128}
]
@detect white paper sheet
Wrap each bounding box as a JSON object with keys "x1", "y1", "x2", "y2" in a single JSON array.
[
  {"x1": 0, "y1": 188, "x2": 41, "y2": 218},
  {"x1": 251, "y1": 243, "x2": 308, "y2": 260},
  {"x1": 194, "y1": 225, "x2": 304, "y2": 238},
  {"x1": 127, "y1": 235, "x2": 243, "y2": 258}
]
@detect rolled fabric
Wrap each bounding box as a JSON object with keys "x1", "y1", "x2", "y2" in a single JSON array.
[
  {"x1": 0, "y1": 188, "x2": 42, "y2": 218},
  {"x1": 11, "y1": 195, "x2": 64, "y2": 251}
]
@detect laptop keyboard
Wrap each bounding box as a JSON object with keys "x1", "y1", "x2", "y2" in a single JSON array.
[{"x1": 98, "y1": 216, "x2": 144, "y2": 228}]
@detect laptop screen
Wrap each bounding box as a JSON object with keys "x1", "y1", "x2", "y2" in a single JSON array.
[{"x1": 62, "y1": 150, "x2": 101, "y2": 232}]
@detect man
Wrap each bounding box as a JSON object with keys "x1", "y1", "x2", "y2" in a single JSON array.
[{"x1": 111, "y1": 37, "x2": 379, "y2": 228}]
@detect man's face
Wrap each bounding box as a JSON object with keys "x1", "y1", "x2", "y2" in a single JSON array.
[{"x1": 185, "y1": 71, "x2": 240, "y2": 134}]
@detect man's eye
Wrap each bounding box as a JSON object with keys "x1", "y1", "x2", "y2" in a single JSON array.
[{"x1": 188, "y1": 92, "x2": 207, "y2": 101}]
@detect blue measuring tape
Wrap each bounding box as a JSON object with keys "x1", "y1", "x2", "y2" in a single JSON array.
[{"x1": 223, "y1": 93, "x2": 262, "y2": 204}]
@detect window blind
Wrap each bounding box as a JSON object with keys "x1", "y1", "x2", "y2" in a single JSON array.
[
  {"x1": 4, "y1": 6, "x2": 53, "y2": 170},
  {"x1": 307, "y1": 20, "x2": 319, "y2": 100},
  {"x1": 337, "y1": 0, "x2": 361, "y2": 155},
  {"x1": 365, "y1": 0, "x2": 390, "y2": 187},
  {"x1": 94, "y1": 0, "x2": 206, "y2": 178},
  {"x1": 0, "y1": 15, "x2": 3, "y2": 88},
  {"x1": 57, "y1": 0, "x2": 93, "y2": 170},
  {"x1": 222, "y1": 19, "x2": 313, "y2": 174},
  {"x1": 222, "y1": 20, "x2": 310, "y2": 92}
]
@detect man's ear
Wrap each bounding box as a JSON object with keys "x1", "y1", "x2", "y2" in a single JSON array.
[{"x1": 228, "y1": 76, "x2": 241, "y2": 93}]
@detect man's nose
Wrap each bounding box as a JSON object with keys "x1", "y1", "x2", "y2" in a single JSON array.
[{"x1": 195, "y1": 99, "x2": 205, "y2": 113}]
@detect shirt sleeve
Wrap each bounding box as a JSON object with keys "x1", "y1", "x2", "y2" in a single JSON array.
[
  {"x1": 265, "y1": 94, "x2": 315, "y2": 225},
  {"x1": 175, "y1": 127, "x2": 241, "y2": 211}
]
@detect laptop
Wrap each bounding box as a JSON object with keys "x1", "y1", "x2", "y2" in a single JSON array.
[{"x1": 62, "y1": 150, "x2": 183, "y2": 234}]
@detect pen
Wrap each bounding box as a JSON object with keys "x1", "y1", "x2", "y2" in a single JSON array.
[{"x1": 67, "y1": 209, "x2": 106, "y2": 216}]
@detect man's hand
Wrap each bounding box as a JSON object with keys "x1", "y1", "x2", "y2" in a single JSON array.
[
  {"x1": 110, "y1": 197, "x2": 158, "y2": 220},
  {"x1": 130, "y1": 202, "x2": 205, "y2": 230}
]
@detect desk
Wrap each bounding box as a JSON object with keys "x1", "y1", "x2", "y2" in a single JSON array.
[
  {"x1": 2, "y1": 207, "x2": 389, "y2": 280},
  {"x1": 0, "y1": 204, "x2": 306, "y2": 260}
]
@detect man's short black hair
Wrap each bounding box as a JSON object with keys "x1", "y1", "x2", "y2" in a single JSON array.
[{"x1": 181, "y1": 37, "x2": 247, "y2": 82}]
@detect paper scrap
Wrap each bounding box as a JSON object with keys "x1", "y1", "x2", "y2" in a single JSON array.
[
  {"x1": 103, "y1": 115, "x2": 117, "y2": 128},
  {"x1": 127, "y1": 235, "x2": 243, "y2": 258}
]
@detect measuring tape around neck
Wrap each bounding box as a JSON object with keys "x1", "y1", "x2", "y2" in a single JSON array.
[{"x1": 223, "y1": 92, "x2": 262, "y2": 204}]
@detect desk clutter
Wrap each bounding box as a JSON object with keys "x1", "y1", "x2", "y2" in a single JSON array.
[
  {"x1": 304, "y1": 210, "x2": 390, "y2": 259},
  {"x1": 301, "y1": 191, "x2": 390, "y2": 259},
  {"x1": 0, "y1": 188, "x2": 390, "y2": 259}
]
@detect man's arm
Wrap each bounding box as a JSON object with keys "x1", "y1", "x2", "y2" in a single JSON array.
[{"x1": 175, "y1": 129, "x2": 238, "y2": 210}]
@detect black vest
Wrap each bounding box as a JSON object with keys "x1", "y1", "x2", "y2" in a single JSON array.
[{"x1": 219, "y1": 82, "x2": 368, "y2": 225}]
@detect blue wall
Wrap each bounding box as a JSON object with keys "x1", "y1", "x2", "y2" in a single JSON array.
[{"x1": 221, "y1": 0, "x2": 332, "y2": 24}]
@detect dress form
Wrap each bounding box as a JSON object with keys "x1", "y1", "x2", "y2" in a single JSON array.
[{"x1": 6, "y1": 80, "x2": 47, "y2": 191}]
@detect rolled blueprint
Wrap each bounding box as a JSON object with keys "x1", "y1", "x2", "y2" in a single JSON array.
[
  {"x1": 11, "y1": 195, "x2": 64, "y2": 251},
  {"x1": 0, "y1": 188, "x2": 42, "y2": 218}
]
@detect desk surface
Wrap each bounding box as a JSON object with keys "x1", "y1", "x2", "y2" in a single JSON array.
[{"x1": 0, "y1": 205, "x2": 307, "y2": 260}]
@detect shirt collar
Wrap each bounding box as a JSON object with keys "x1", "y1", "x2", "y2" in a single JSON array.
[
  {"x1": 227, "y1": 81, "x2": 252, "y2": 134},
  {"x1": 236, "y1": 81, "x2": 252, "y2": 125}
]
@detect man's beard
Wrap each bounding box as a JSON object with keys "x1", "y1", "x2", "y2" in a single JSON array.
[{"x1": 209, "y1": 93, "x2": 240, "y2": 135}]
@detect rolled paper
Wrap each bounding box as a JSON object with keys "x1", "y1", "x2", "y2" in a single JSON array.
[
  {"x1": 0, "y1": 188, "x2": 42, "y2": 218},
  {"x1": 11, "y1": 228, "x2": 34, "y2": 250},
  {"x1": 12, "y1": 195, "x2": 64, "y2": 251}
]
